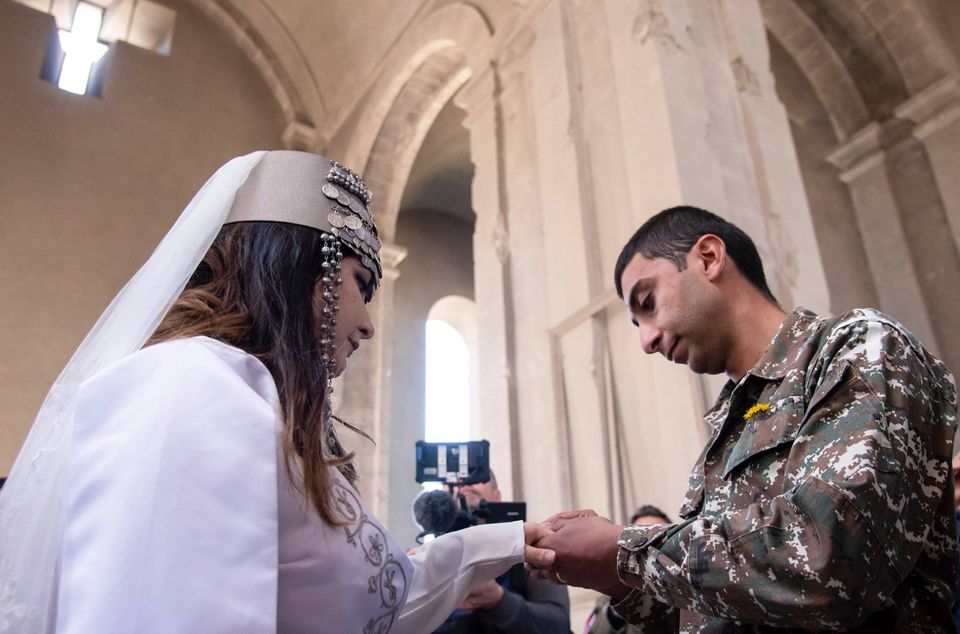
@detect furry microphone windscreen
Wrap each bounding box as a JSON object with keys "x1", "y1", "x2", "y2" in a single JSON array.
[{"x1": 412, "y1": 489, "x2": 459, "y2": 535}]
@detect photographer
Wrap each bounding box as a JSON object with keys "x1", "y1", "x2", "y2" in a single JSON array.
[{"x1": 432, "y1": 471, "x2": 571, "y2": 634}]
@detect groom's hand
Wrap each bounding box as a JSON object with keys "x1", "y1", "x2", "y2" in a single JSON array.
[
  {"x1": 534, "y1": 514, "x2": 629, "y2": 598},
  {"x1": 543, "y1": 508, "x2": 599, "y2": 528}
]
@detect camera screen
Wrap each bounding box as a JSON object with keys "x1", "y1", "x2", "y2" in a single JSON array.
[{"x1": 415, "y1": 440, "x2": 490, "y2": 484}]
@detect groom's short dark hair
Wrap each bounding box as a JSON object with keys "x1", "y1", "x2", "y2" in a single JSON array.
[{"x1": 614, "y1": 205, "x2": 776, "y2": 303}]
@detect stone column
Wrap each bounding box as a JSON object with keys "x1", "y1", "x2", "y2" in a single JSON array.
[
  {"x1": 454, "y1": 66, "x2": 525, "y2": 501},
  {"x1": 336, "y1": 241, "x2": 407, "y2": 521},
  {"x1": 596, "y1": 0, "x2": 831, "y2": 312},
  {"x1": 565, "y1": 0, "x2": 830, "y2": 512},
  {"x1": 715, "y1": 0, "x2": 832, "y2": 312},
  {"x1": 826, "y1": 123, "x2": 940, "y2": 352},
  {"x1": 552, "y1": 0, "x2": 640, "y2": 521},
  {"x1": 895, "y1": 77, "x2": 960, "y2": 256},
  {"x1": 488, "y1": 26, "x2": 576, "y2": 515}
]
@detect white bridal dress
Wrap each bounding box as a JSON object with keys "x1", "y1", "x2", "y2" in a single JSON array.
[{"x1": 55, "y1": 337, "x2": 523, "y2": 634}]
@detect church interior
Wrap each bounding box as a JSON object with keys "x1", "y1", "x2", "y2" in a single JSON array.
[{"x1": 2, "y1": 0, "x2": 959, "y2": 623}]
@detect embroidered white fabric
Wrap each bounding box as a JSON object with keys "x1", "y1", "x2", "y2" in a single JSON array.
[
  {"x1": 0, "y1": 152, "x2": 267, "y2": 633},
  {"x1": 49, "y1": 335, "x2": 522, "y2": 633}
]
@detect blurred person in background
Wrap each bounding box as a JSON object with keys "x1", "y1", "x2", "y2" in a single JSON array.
[{"x1": 433, "y1": 470, "x2": 571, "y2": 633}]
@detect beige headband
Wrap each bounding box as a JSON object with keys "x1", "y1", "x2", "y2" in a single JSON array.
[{"x1": 225, "y1": 150, "x2": 382, "y2": 285}]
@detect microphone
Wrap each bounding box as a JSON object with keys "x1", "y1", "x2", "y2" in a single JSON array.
[{"x1": 412, "y1": 489, "x2": 459, "y2": 536}]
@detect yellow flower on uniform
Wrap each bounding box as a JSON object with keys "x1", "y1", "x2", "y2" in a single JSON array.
[{"x1": 743, "y1": 403, "x2": 771, "y2": 421}]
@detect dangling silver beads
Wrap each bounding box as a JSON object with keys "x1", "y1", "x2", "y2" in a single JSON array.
[{"x1": 317, "y1": 234, "x2": 345, "y2": 378}]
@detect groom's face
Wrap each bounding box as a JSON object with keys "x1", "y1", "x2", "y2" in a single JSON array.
[{"x1": 619, "y1": 248, "x2": 729, "y2": 375}]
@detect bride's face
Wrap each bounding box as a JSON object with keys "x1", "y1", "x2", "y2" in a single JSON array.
[{"x1": 319, "y1": 256, "x2": 375, "y2": 376}]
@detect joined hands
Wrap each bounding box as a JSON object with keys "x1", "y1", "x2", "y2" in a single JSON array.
[{"x1": 523, "y1": 510, "x2": 630, "y2": 599}]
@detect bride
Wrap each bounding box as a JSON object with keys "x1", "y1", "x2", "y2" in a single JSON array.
[{"x1": 0, "y1": 151, "x2": 553, "y2": 633}]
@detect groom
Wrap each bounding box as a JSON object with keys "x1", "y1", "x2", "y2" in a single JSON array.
[{"x1": 527, "y1": 206, "x2": 958, "y2": 631}]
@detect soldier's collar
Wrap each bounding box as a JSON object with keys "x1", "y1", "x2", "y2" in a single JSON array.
[{"x1": 746, "y1": 308, "x2": 819, "y2": 381}]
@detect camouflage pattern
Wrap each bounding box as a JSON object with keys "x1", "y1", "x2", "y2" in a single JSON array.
[
  {"x1": 612, "y1": 308, "x2": 959, "y2": 632},
  {"x1": 587, "y1": 595, "x2": 677, "y2": 634}
]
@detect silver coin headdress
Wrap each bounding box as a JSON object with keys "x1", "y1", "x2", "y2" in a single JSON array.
[{"x1": 224, "y1": 151, "x2": 382, "y2": 374}]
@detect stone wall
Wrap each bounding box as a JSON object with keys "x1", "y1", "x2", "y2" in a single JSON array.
[{"x1": 0, "y1": 0, "x2": 285, "y2": 472}]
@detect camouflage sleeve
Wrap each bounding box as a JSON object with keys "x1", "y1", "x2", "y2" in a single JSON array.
[
  {"x1": 608, "y1": 548, "x2": 680, "y2": 632},
  {"x1": 613, "y1": 315, "x2": 958, "y2": 628}
]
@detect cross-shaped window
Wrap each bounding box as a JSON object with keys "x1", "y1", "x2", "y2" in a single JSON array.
[
  {"x1": 22, "y1": 0, "x2": 177, "y2": 97},
  {"x1": 56, "y1": 2, "x2": 108, "y2": 95}
]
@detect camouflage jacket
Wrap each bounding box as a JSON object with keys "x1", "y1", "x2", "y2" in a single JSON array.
[{"x1": 613, "y1": 308, "x2": 959, "y2": 632}]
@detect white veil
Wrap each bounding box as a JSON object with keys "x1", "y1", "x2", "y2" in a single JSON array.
[{"x1": 0, "y1": 151, "x2": 266, "y2": 632}]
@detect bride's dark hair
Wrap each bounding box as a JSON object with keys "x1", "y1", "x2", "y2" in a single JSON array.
[{"x1": 149, "y1": 221, "x2": 370, "y2": 525}]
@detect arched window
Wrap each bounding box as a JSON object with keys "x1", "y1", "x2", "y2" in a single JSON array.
[
  {"x1": 424, "y1": 295, "x2": 478, "y2": 441},
  {"x1": 424, "y1": 320, "x2": 470, "y2": 443},
  {"x1": 423, "y1": 297, "x2": 477, "y2": 494}
]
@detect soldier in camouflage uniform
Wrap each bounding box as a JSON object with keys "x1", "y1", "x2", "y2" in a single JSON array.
[{"x1": 533, "y1": 206, "x2": 958, "y2": 632}]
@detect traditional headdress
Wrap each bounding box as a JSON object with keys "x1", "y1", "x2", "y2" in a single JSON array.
[
  {"x1": 0, "y1": 151, "x2": 380, "y2": 632},
  {"x1": 224, "y1": 151, "x2": 382, "y2": 374}
]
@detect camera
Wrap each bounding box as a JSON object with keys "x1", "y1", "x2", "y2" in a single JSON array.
[
  {"x1": 415, "y1": 440, "x2": 490, "y2": 485},
  {"x1": 412, "y1": 440, "x2": 525, "y2": 543}
]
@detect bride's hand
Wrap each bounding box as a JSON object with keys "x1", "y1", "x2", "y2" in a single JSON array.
[{"x1": 522, "y1": 522, "x2": 555, "y2": 569}]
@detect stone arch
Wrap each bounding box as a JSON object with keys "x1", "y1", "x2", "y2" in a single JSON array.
[
  {"x1": 328, "y1": 2, "x2": 494, "y2": 197},
  {"x1": 181, "y1": 0, "x2": 326, "y2": 149},
  {"x1": 761, "y1": 0, "x2": 868, "y2": 140},
  {"x1": 363, "y1": 51, "x2": 472, "y2": 242},
  {"x1": 762, "y1": 0, "x2": 960, "y2": 373},
  {"x1": 323, "y1": 4, "x2": 495, "y2": 538},
  {"x1": 848, "y1": 0, "x2": 954, "y2": 95},
  {"x1": 428, "y1": 295, "x2": 477, "y2": 347},
  {"x1": 763, "y1": 0, "x2": 954, "y2": 133},
  {"x1": 792, "y1": 0, "x2": 909, "y2": 119}
]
